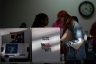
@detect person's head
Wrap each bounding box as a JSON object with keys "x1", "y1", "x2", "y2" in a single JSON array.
[
  {"x1": 19, "y1": 22, "x2": 27, "y2": 28},
  {"x1": 57, "y1": 10, "x2": 68, "y2": 22},
  {"x1": 32, "y1": 13, "x2": 49, "y2": 27},
  {"x1": 72, "y1": 16, "x2": 78, "y2": 22},
  {"x1": 57, "y1": 10, "x2": 74, "y2": 35},
  {"x1": 57, "y1": 10, "x2": 73, "y2": 25}
]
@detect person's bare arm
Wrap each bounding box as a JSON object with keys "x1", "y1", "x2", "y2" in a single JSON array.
[{"x1": 60, "y1": 29, "x2": 68, "y2": 42}]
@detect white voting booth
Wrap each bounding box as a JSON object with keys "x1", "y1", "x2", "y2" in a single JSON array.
[
  {"x1": 0, "y1": 28, "x2": 30, "y2": 59},
  {"x1": 32, "y1": 28, "x2": 60, "y2": 63}
]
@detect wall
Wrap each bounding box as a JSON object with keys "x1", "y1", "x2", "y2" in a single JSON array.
[
  {"x1": 0, "y1": 0, "x2": 2, "y2": 27},
  {"x1": 1, "y1": 0, "x2": 96, "y2": 31}
]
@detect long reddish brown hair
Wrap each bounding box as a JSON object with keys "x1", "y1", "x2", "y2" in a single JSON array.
[
  {"x1": 62, "y1": 14, "x2": 73, "y2": 34},
  {"x1": 57, "y1": 10, "x2": 73, "y2": 34}
]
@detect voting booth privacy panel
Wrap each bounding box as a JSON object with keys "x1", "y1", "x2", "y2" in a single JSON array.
[
  {"x1": 32, "y1": 28, "x2": 60, "y2": 63},
  {"x1": 0, "y1": 28, "x2": 31, "y2": 59}
]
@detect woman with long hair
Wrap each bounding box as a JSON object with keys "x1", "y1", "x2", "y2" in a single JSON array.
[{"x1": 60, "y1": 10, "x2": 86, "y2": 64}]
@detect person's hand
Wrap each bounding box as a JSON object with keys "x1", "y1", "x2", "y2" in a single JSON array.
[
  {"x1": 72, "y1": 43, "x2": 82, "y2": 49},
  {"x1": 71, "y1": 38, "x2": 84, "y2": 50}
]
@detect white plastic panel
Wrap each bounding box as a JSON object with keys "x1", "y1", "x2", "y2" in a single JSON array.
[{"x1": 32, "y1": 28, "x2": 60, "y2": 63}]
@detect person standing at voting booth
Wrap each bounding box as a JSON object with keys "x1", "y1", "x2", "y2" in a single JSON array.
[
  {"x1": 58, "y1": 10, "x2": 86, "y2": 64},
  {"x1": 32, "y1": 13, "x2": 49, "y2": 27},
  {"x1": 52, "y1": 10, "x2": 86, "y2": 64},
  {"x1": 89, "y1": 21, "x2": 96, "y2": 64},
  {"x1": 90, "y1": 22, "x2": 96, "y2": 53},
  {"x1": 32, "y1": 13, "x2": 49, "y2": 64}
]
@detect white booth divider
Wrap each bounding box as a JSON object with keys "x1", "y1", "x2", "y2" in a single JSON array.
[{"x1": 32, "y1": 28, "x2": 60, "y2": 63}]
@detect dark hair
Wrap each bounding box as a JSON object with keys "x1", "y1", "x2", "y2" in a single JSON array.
[
  {"x1": 11, "y1": 35, "x2": 15, "y2": 39},
  {"x1": 72, "y1": 16, "x2": 78, "y2": 22},
  {"x1": 32, "y1": 13, "x2": 48, "y2": 27},
  {"x1": 19, "y1": 22, "x2": 27, "y2": 28}
]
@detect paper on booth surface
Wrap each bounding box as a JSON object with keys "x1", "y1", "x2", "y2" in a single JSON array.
[{"x1": 32, "y1": 28, "x2": 60, "y2": 63}]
